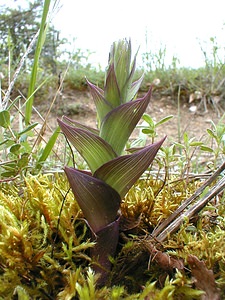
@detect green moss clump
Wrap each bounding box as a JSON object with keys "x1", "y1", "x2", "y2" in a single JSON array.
[{"x1": 0, "y1": 173, "x2": 225, "y2": 299}]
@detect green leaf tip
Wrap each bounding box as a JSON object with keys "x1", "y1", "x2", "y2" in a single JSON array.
[
  {"x1": 86, "y1": 79, "x2": 113, "y2": 126},
  {"x1": 105, "y1": 39, "x2": 144, "y2": 105}
]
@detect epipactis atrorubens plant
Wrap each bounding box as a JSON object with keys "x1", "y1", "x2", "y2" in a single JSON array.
[{"x1": 57, "y1": 39, "x2": 166, "y2": 284}]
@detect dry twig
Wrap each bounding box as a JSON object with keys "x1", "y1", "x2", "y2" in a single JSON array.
[{"x1": 153, "y1": 162, "x2": 225, "y2": 242}]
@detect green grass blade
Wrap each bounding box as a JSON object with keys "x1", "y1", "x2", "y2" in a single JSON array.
[
  {"x1": 23, "y1": 76, "x2": 50, "y2": 109},
  {"x1": 17, "y1": 123, "x2": 39, "y2": 136},
  {"x1": 36, "y1": 125, "x2": 60, "y2": 171},
  {"x1": 25, "y1": 0, "x2": 51, "y2": 125}
]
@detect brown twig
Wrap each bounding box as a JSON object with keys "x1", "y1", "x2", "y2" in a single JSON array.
[{"x1": 152, "y1": 161, "x2": 225, "y2": 242}]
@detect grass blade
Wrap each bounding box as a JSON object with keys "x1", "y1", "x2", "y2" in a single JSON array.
[
  {"x1": 36, "y1": 125, "x2": 60, "y2": 171},
  {"x1": 25, "y1": 0, "x2": 51, "y2": 125}
]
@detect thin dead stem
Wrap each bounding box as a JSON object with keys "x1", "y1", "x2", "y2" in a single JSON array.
[
  {"x1": 153, "y1": 161, "x2": 225, "y2": 242},
  {"x1": 3, "y1": 31, "x2": 39, "y2": 109}
]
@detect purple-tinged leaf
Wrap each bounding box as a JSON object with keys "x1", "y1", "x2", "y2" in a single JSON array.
[
  {"x1": 94, "y1": 137, "x2": 166, "y2": 198},
  {"x1": 64, "y1": 167, "x2": 121, "y2": 233},
  {"x1": 61, "y1": 115, "x2": 99, "y2": 135},
  {"x1": 104, "y1": 63, "x2": 121, "y2": 108},
  {"x1": 100, "y1": 88, "x2": 152, "y2": 155},
  {"x1": 58, "y1": 119, "x2": 117, "y2": 173},
  {"x1": 86, "y1": 80, "x2": 113, "y2": 125},
  {"x1": 91, "y1": 216, "x2": 120, "y2": 285}
]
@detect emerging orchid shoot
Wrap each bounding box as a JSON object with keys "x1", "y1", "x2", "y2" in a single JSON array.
[{"x1": 57, "y1": 39, "x2": 166, "y2": 284}]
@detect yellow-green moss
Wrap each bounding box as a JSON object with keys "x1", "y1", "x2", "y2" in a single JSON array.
[{"x1": 0, "y1": 173, "x2": 225, "y2": 299}]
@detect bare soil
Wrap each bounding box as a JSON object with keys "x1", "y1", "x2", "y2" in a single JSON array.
[{"x1": 38, "y1": 89, "x2": 224, "y2": 145}]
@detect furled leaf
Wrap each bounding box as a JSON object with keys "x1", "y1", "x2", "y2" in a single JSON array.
[
  {"x1": 120, "y1": 48, "x2": 142, "y2": 103},
  {"x1": 58, "y1": 119, "x2": 117, "y2": 173},
  {"x1": 91, "y1": 216, "x2": 120, "y2": 285},
  {"x1": 104, "y1": 63, "x2": 121, "y2": 108},
  {"x1": 86, "y1": 80, "x2": 112, "y2": 126},
  {"x1": 113, "y1": 39, "x2": 131, "y2": 96},
  {"x1": 64, "y1": 167, "x2": 121, "y2": 233},
  {"x1": 126, "y1": 73, "x2": 145, "y2": 102},
  {"x1": 17, "y1": 122, "x2": 39, "y2": 136},
  {"x1": 94, "y1": 137, "x2": 166, "y2": 198},
  {"x1": 100, "y1": 88, "x2": 152, "y2": 155},
  {"x1": 107, "y1": 39, "x2": 142, "y2": 104}
]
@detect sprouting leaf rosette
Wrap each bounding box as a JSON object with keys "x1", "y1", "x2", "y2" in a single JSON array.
[{"x1": 57, "y1": 39, "x2": 166, "y2": 284}]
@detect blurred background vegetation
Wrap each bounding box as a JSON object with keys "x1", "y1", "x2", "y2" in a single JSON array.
[{"x1": 0, "y1": 0, "x2": 225, "y2": 98}]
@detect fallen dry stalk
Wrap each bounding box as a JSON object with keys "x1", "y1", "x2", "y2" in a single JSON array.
[{"x1": 152, "y1": 161, "x2": 225, "y2": 242}]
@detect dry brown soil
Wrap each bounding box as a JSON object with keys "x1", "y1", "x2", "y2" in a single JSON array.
[{"x1": 38, "y1": 89, "x2": 224, "y2": 145}]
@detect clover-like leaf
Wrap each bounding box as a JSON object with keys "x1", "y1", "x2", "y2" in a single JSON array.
[
  {"x1": 58, "y1": 119, "x2": 117, "y2": 173},
  {"x1": 100, "y1": 88, "x2": 152, "y2": 155},
  {"x1": 0, "y1": 110, "x2": 10, "y2": 128},
  {"x1": 64, "y1": 167, "x2": 121, "y2": 233},
  {"x1": 94, "y1": 136, "x2": 166, "y2": 198}
]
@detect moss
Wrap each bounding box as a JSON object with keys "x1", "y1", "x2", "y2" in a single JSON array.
[{"x1": 0, "y1": 173, "x2": 225, "y2": 298}]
